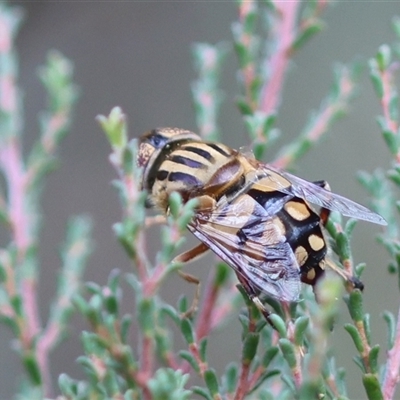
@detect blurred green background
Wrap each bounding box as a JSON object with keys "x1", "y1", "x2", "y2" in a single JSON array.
[{"x1": 3, "y1": 2, "x2": 399, "y2": 399}]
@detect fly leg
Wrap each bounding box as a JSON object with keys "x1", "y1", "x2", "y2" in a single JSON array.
[
  {"x1": 313, "y1": 180, "x2": 364, "y2": 291},
  {"x1": 172, "y1": 242, "x2": 210, "y2": 318},
  {"x1": 235, "y1": 273, "x2": 278, "y2": 327}
]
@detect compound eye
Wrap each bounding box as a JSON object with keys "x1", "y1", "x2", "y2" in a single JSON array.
[{"x1": 149, "y1": 133, "x2": 168, "y2": 149}]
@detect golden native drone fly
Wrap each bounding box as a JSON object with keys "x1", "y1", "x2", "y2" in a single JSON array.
[{"x1": 138, "y1": 128, "x2": 386, "y2": 317}]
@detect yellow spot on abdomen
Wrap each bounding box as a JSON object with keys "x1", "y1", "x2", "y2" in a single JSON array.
[
  {"x1": 295, "y1": 246, "x2": 308, "y2": 267},
  {"x1": 284, "y1": 201, "x2": 311, "y2": 221},
  {"x1": 308, "y1": 234, "x2": 325, "y2": 251}
]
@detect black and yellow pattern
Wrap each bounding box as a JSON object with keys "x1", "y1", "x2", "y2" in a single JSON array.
[{"x1": 138, "y1": 128, "x2": 386, "y2": 308}]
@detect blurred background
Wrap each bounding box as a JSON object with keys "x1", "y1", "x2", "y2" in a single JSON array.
[{"x1": 1, "y1": 1, "x2": 399, "y2": 399}]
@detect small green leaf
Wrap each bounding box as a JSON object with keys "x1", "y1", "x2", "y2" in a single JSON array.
[
  {"x1": 261, "y1": 346, "x2": 279, "y2": 368},
  {"x1": 121, "y1": 314, "x2": 132, "y2": 344},
  {"x1": 242, "y1": 332, "x2": 259, "y2": 364},
  {"x1": 179, "y1": 350, "x2": 200, "y2": 374},
  {"x1": 191, "y1": 386, "x2": 212, "y2": 400},
  {"x1": 344, "y1": 323, "x2": 364, "y2": 354},
  {"x1": 294, "y1": 316, "x2": 309, "y2": 346},
  {"x1": 376, "y1": 44, "x2": 391, "y2": 72},
  {"x1": 169, "y1": 192, "x2": 183, "y2": 220},
  {"x1": 161, "y1": 304, "x2": 181, "y2": 326},
  {"x1": 199, "y1": 338, "x2": 208, "y2": 362},
  {"x1": 353, "y1": 355, "x2": 365, "y2": 372},
  {"x1": 97, "y1": 107, "x2": 128, "y2": 149},
  {"x1": 363, "y1": 313, "x2": 372, "y2": 345},
  {"x1": 58, "y1": 373, "x2": 78, "y2": 396},
  {"x1": 236, "y1": 96, "x2": 253, "y2": 115},
  {"x1": 383, "y1": 311, "x2": 395, "y2": 349},
  {"x1": 348, "y1": 290, "x2": 364, "y2": 323},
  {"x1": 177, "y1": 295, "x2": 188, "y2": 314},
  {"x1": 382, "y1": 128, "x2": 399, "y2": 155},
  {"x1": 224, "y1": 363, "x2": 238, "y2": 394},
  {"x1": 137, "y1": 298, "x2": 155, "y2": 336},
  {"x1": 369, "y1": 59, "x2": 383, "y2": 99},
  {"x1": 362, "y1": 373, "x2": 384, "y2": 400},
  {"x1": 292, "y1": 20, "x2": 324, "y2": 51},
  {"x1": 23, "y1": 353, "x2": 42, "y2": 386},
  {"x1": 344, "y1": 219, "x2": 358, "y2": 238},
  {"x1": 368, "y1": 344, "x2": 380, "y2": 374},
  {"x1": 10, "y1": 294, "x2": 23, "y2": 317},
  {"x1": 104, "y1": 292, "x2": 119, "y2": 316},
  {"x1": 180, "y1": 319, "x2": 195, "y2": 345},
  {"x1": 269, "y1": 313, "x2": 287, "y2": 338},
  {"x1": 214, "y1": 263, "x2": 230, "y2": 287},
  {"x1": 279, "y1": 338, "x2": 297, "y2": 369},
  {"x1": 204, "y1": 368, "x2": 220, "y2": 396},
  {"x1": 336, "y1": 231, "x2": 351, "y2": 260}
]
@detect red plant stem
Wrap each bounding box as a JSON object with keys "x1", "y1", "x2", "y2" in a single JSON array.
[
  {"x1": 381, "y1": 67, "x2": 399, "y2": 136},
  {"x1": 234, "y1": 308, "x2": 258, "y2": 400},
  {"x1": 0, "y1": 139, "x2": 55, "y2": 395},
  {"x1": 195, "y1": 271, "x2": 220, "y2": 341},
  {"x1": 136, "y1": 335, "x2": 153, "y2": 400},
  {"x1": 234, "y1": 361, "x2": 251, "y2": 400},
  {"x1": 247, "y1": 365, "x2": 264, "y2": 391},
  {"x1": 382, "y1": 305, "x2": 400, "y2": 400},
  {"x1": 260, "y1": 0, "x2": 300, "y2": 115},
  {"x1": 0, "y1": 11, "x2": 57, "y2": 395},
  {"x1": 210, "y1": 286, "x2": 238, "y2": 330}
]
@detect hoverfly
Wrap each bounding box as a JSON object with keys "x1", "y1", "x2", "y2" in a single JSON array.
[{"x1": 138, "y1": 128, "x2": 386, "y2": 316}]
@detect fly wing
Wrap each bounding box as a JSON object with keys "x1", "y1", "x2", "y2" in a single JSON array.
[
  {"x1": 249, "y1": 162, "x2": 387, "y2": 226},
  {"x1": 188, "y1": 192, "x2": 301, "y2": 302}
]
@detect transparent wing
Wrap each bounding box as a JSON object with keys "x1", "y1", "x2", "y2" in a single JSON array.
[
  {"x1": 188, "y1": 193, "x2": 301, "y2": 302},
  {"x1": 249, "y1": 162, "x2": 387, "y2": 225}
]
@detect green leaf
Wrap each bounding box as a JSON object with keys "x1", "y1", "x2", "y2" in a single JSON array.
[
  {"x1": 223, "y1": 363, "x2": 238, "y2": 394},
  {"x1": 279, "y1": 338, "x2": 297, "y2": 369},
  {"x1": 362, "y1": 373, "x2": 384, "y2": 400},
  {"x1": 23, "y1": 352, "x2": 42, "y2": 386},
  {"x1": 137, "y1": 298, "x2": 155, "y2": 336},
  {"x1": 179, "y1": 350, "x2": 200, "y2": 374},
  {"x1": 121, "y1": 314, "x2": 132, "y2": 344},
  {"x1": 214, "y1": 263, "x2": 230, "y2": 287},
  {"x1": 199, "y1": 338, "x2": 208, "y2": 362},
  {"x1": 269, "y1": 313, "x2": 287, "y2": 338},
  {"x1": 368, "y1": 344, "x2": 380, "y2": 374},
  {"x1": 344, "y1": 219, "x2": 358, "y2": 238},
  {"x1": 344, "y1": 323, "x2": 364, "y2": 354},
  {"x1": 336, "y1": 231, "x2": 351, "y2": 260},
  {"x1": 261, "y1": 346, "x2": 279, "y2": 368},
  {"x1": 236, "y1": 96, "x2": 253, "y2": 115},
  {"x1": 97, "y1": 107, "x2": 128, "y2": 149},
  {"x1": 292, "y1": 20, "x2": 324, "y2": 51},
  {"x1": 58, "y1": 373, "x2": 78, "y2": 396},
  {"x1": 168, "y1": 192, "x2": 183, "y2": 220},
  {"x1": 369, "y1": 59, "x2": 383, "y2": 99},
  {"x1": 148, "y1": 368, "x2": 192, "y2": 400},
  {"x1": 376, "y1": 44, "x2": 391, "y2": 72},
  {"x1": 161, "y1": 304, "x2": 181, "y2": 326},
  {"x1": 180, "y1": 318, "x2": 195, "y2": 345},
  {"x1": 294, "y1": 316, "x2": 309, "y2": 346},
  {"x1": 242, "y1": 332, "x2": 259, "y2": 364},
  {"x1": 383, "y1": 311, "x2": 395, "y2": 349},
  {"x1": 204, "y1": 368, "x2": 220, "y2": 396},
  {"x1": 192, "y1": 386, "x2": 212, "y2": 400},
  {"x1": 363, "y1": 313, "x2": 371, "y2": 345},
  {"x1": 348, "y1": 290, "x2": 364, "y2": 323}
]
